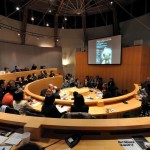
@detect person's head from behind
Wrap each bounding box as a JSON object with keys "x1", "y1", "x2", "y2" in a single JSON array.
[
  {"x1": 74, "y1": 94, "x2": 85, "y2": 106},
  {"x1": 8, "y1": 80, "x2": 16, "y2": 87},
  {"x1": 73, "y1": 91, "x2": 78, "y2": 99},
  {"x1": 45, "y1": 89, "x2": 53, "y2": 97},
  {"x1": 0, "y1": 79, "x2": 7, "y2": 88},
  {"x1": 17, "y1": 142, "x2": 41, "y2": 150},
  {"x1": 4, "y1": 67, "x2": 9, "y2": 72},
  {"x1": 8, "y1": 86, "x2": 18, "y2": 95},
  {"x1": 48, "y1": 84, "x2": 54, "y2": 90},
  {"x1": 13, "y1": 90, "x2": 24, "y2": 102},
  {"x1": 44, "y1": 94, "x2": 55, "y2": 106}
]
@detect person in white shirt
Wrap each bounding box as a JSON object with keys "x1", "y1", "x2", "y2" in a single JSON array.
[{"x1": 13, "y1": 90, "x2": 33, "y2": 115}]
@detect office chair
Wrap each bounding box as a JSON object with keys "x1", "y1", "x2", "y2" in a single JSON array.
[
  {"x1": 25, "y1": 110, "x2": 45, "y2": 117},
  {"x1": 5, "y1": 107, "x2": 20, "y2": 115},
  {"x1": 61, "y1": 112, "x2": 96, "y2": 119}
]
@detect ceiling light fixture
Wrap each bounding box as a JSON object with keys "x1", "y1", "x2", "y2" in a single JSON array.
[
  {"x1": 46, "y1": 23, "x2": 49, "y2": 27},
  {"x1": 49, "y1": 9, "x2": 52, "y2": 13},
  {"x1": 64, "y1": 17, "x2": 67, "y2": 21},
  {"x1": 31, "y1": 17, "x2": 34, "y2": 21},
  {"x1": 110, "y1": 1, "x2": 113, "y2": 5},
  {"x1": 16, "y1": 6, "x2": 20, "y2": 11}
]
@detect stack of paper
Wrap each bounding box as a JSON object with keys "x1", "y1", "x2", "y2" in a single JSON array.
[{"x1": 5, "y1": 133, "x2": 22, "y2": 145}]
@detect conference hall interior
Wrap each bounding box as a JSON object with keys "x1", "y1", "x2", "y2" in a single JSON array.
[{"x1": 0, "y1": 0, "x2": 150, "y2": 149}]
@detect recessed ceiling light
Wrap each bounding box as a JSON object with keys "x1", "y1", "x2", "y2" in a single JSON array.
[
  {"x1": 16, "y1": 6, "x2": 20, "y2": 11},
  {"x1": 46, "y1": 23, "x2": 49, "y2": 27},
  {"x1": 110, "y1": 1, "x2": 113, "y2": 5},
  {"x1": 31, "y1": 17, "x2": 34, "y2": 21},
  {"x1": 64, "y1": 17, "x2": 67, "y2": 21},
  {"x1": 49, "y1": 9, "x2": 52, "y2": 13}
]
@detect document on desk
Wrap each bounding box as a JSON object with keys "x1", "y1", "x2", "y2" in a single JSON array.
[
  {"x1": 0, "y1": 135, "x2": 8, "y2": 144},
  {"x1": 56, "y1": 105, "x2": 69, "y2": 113},
  {"x1": 32, "y1": 101, "x2": 41, "y2": 107},
  {"x1": 0, "y1": 146, "x2": 12, "y2": 150},
  {"x1": 118, "y1": 138, "x2": 143, "y2": 150},
  {"x1": 5, "y1": 133, "x2": 22, "y2": 145}
]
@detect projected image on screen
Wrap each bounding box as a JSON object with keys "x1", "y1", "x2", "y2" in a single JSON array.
[
  {"x1": 88, "y1": 35, "x2": 122, "y2": 65},
  {"x1": 96, "y1": 38, "x2": 112, "y2": 64}
]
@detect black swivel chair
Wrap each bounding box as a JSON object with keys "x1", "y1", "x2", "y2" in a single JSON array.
[
  {"x1": 61, "y1": 112, "x2": 96, "y2": 119},
  {"x1": 5, "y1": 107, "x2": 20, "y2": 115}
]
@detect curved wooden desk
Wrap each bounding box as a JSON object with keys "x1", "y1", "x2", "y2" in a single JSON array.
[
  {"x1": 24, "y1": 75, "x2": 63, "y2": 100},
  {"x1": 0, "y1": 112, "x2": 150, "y2": 141},
  {"x1": 24, "y1": 79, "x2": 139, "y2": 106},
  {"x1": 0, "y1": 68, "x2": 58, "y2": 82},
  {"x1": 24, "y1": 81, "x2": 141, "y2": 117}
]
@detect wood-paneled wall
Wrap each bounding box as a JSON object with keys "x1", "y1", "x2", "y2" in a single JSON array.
[{"x1": 75, "y1": 46, "x2": 150, "y2": 91}]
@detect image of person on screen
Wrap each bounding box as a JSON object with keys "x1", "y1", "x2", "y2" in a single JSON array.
[{"x1": 101, "y1": 47, "x2": 112, "y2": 64}]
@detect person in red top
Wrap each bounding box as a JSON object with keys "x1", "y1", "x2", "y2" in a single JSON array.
[{"x1": 2, "y1": 87, "x2": 17, "y2": 107}]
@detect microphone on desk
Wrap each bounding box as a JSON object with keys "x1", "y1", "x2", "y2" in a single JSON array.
[{"x1": 65, "y1": 134, "x2": 81, "y2": 148}]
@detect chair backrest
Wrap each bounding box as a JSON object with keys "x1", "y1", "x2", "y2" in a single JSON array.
[
  {"x1": 5, "y1": 107, "x2": 20, "y2": 115},
  {"x1": 61, "y1": 112, "x2": 96, "y2": 119},
  {"x1": 25, "y1": 110, "x2": 45, "y2": 117}
]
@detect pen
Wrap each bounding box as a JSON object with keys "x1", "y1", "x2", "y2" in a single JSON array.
[{"x1": 2, "y1": 148, "x2": 5, "y2": 150}]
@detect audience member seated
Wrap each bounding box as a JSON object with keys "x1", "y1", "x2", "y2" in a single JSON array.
[
  {"x1": 40, "y1": 65, "x2": 46, "y2": 69},
  {"x1": 74, "y1": 78, "x2": 83, "y2": 88},
  {"x1": 43, "y1": 70, "x2": 48, "y2": 77},
  {"x1": 2, "y1": 86, "x2": 18, "y2": 107},
  {"x1": 13, "y1": 90, "x2": 34, "y2": 115},
  {"x1": 0, "y1": 104, "x2": 9, "y2": 112},
  {"x1": 0, "y1": 80, "x2": 7, "y2": 101},
  {"x1": 71, "y1": 94, "x2": 89, "y2": 113},
  {"x1": 31, "y1": 64, "x2": 37, "y2": 70},
  {"x1": 45, "y1": 89, "x2": 53, "y2": 97},
  {"x1": 4, "y1": 67, "x2": 11, "y2": 74},
  {"x1": 27, "y1": 74, "x2": 34, "y2": 83},
  {"x1": 40, "y1": 88, "x2": 48, "y2": 97},
  {"x1": 40, "y1": 84, "x2": 55, "y2": 96},
  {"x1": 38, "y1": 71, "x2": 46, "y2": 79},
  {"x1": 62, "y1": 79, "x2": 70, "y2": 89},
  {"x1": 94, "y1": 80, "x2": 103, "y2": 90},
  {"x1": 88, "y1": 76, "x2": 95, "y2": 88},
  {"x1": 49, "y1": 70, "x2": 55, "y2": 77},
  {"x1": 12, "y1": 65, "x2": 21, "y2": 72},
  {"x1": 107, "y1": 78, "x2": 117, "y2": 97},
  {"x1": 7, "y1": 80, "x2": 16, "y2": 88},
  {"x1": 41, "y1": 94, "x2": 67, "y2": 118},
  {"x1": 83, "y1": 78, "x2": 90, "y2": 87},
  {"x1": 23, "y1": 66, "x2": 29, "y2": 71},
  {"x1": 102, "y1": 83, "x2": 112, "y2": 99},
  {"x1": 0, "y1": 103, "x2": 19, "y2": 114},
  {"x1": 71, "y1": 91, "x2": 78, "y2": 100},
  {"x1": 15, "y1": 77, "x2": 24, "y2": 88},
  {"x1": 32, "y1": 73, "x2": 38, "y2": 81}
]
